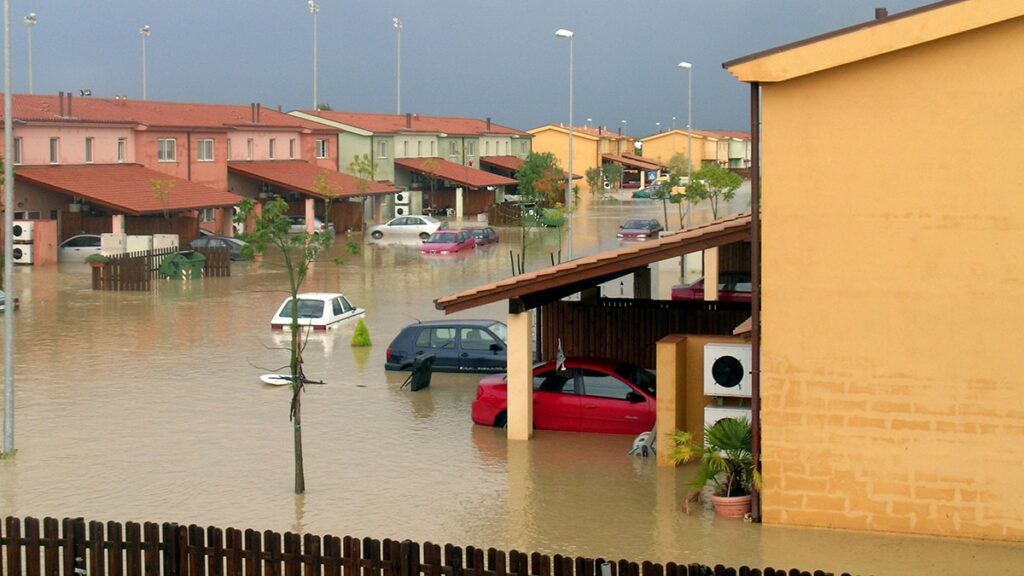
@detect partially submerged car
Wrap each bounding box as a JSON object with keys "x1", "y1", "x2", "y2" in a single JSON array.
[
  {"x1": 385, "y1": 319, "x2": 508, "y2": 373},
  {"x1": 464, "y1": 226, "x2": 499, "y2": 246},
  {"x1": 616, "y1": 219, "x2": 664, "y2": 240},
  {"x1": 270, "y1": 292, "x2": 364, "y2": 330},
  {"x1": 367, "y1": 215, "x2": 446, "y2": 240},
  {"x1": 671, "y1": 272, "x2": 752, "y2": 302},
  {"x1": 419, "y1": 229, "x2": 475, "y2": 254}
]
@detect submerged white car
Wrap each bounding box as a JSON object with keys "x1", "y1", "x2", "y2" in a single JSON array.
[
  {"x1": 366, "y1": 215, "x2": 446, "y2": 240},
  {"x1": 270, "y1": 292, "x2": 364, "y2": 330}
]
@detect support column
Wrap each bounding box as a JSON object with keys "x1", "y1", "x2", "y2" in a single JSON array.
[
  {"x1": 506, "y1": 308, "x2": 534, "y2": 440},
  {"x1": 304, "y1": 198, "x2": 316, "y2": 233},
  {"x1": 111, "y1": 214, "x2": 126, "y2": 234},
  {"x1": 655, "y1": 334, "x2": 688, "y2": 467},
  {"x1": 455, "y1": 187, "x2": 464, "y2": 220},
  {"x1": 704, "y1": 246, "x2": 720, "y2": 301},
  {"x1": 633, "y1": 266, "x2": 652, "y2": 299}
]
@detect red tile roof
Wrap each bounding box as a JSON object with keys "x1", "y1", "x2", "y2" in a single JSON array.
[
  {"x1": 228, "y1": 161, "x2": 400, "y2": 198},
  {"x1": 0, "y1": 94, "x2": 332, "y2": 132},
  {"x1": 602, "y1": 153, "x2": 664, "y2": 171},
  {"x1": 480, "y1": 156, "x2": 525, "y2": 172},
  {"x1": 395, "y1": 158, "x2": 519, "y2": 188},
  {"x1": 435, "y1": 212, "x2": 753, "y2": 314},
  {"x1": 294, "y1": 110, "x2": 531, "y2": 137},
  {"x1": 16, "y1": 164, "x2": 242, "y2": 216},
  {"x1": 528, "y1": 124, "x2": 632, "y2": 140}
]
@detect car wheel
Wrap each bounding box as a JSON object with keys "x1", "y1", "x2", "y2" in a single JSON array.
[
  {"x1": 371, "y1": 231, "x2": 383, "y2": 239},
  {"x1": 493, "y1": 412, "x2": 508, "y2": 428},
  {"x1": 419, "y1": 232, "x2": 430, "y2": 240}
]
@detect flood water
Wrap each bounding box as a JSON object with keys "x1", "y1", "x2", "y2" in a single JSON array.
[{"x1": 1, "y1": 190, "x2": 1021, "y2": 576}]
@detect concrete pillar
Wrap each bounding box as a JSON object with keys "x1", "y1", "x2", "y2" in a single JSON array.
[
  {"x1": 304, "y1": 198, "x2": 316, "y2": 233},
  {"x1": 634, "y1": 266, "x2": 652, "y2": 299},
  {"x1": 456, "y1": 187, "x2": 464, "y2": 219},
  {"x1": 655, "y1": 334, "x2": 688, "y2": 467},
  {"x1": 704, "y1": 246, "x2": 720, "y2": 301},
  {"x1": 506, "y1": 308, "x2": 534, "y2": 440},
  {"x1": 111, "y1": 214, "x2": 126, "y2": 234}
]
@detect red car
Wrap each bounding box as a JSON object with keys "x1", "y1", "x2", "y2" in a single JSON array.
[
  {"x1": 464, "y1": 226, "x2": 499, "y2": 246},
  {"x1": 616, "y1": 219, "x2": 664, "y2": 240},
  {"x1": 419, "y1": 229, "x2": 475, "y2": 254},
  {"x1": 471, "y1": 358, "x2": 657, "y2": 435},
  {"x1": 670, "y1": 272, "x2": 752, "y2": 302}
]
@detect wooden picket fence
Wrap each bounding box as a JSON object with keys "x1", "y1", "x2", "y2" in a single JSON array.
[
  {"x1": 92, "y1": 246, "x2": 231, "y2": 291},
  {"x1": 0, "y1": 517, "x2": 856, "y2": 576}
]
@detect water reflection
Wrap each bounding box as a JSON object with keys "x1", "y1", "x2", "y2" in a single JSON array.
[{"x1": 1, "y1": 191, "x2": 1022, "y2": 575}]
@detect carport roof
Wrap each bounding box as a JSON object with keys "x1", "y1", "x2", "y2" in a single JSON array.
[
  {"x1": 435, "y1": 212, "x2": 752, "y2": 314},
  {"x1": 602, "y1": 153, "x2": 664, "y2": 172},
  {"x1": 229, "y1": 160, "x2": 400, "y2": 198},
  {"x1": 16, "y1": 164, "x2": 242, "y2": 216},
  {"x1": 480, "y1": 156, "x2": 524, "y2": 172},
  {"x1": 395, "y1": 157, "x2": 518, "y2": 189}
]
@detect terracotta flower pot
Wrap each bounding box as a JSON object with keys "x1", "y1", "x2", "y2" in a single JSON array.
[{"x1": 709, "y1": 494, "x2": 752, "y2": 518}]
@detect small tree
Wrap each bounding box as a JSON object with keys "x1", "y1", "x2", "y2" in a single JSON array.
[
  {"x1": 584, "y1": 167, "x2": 603, "y2": 197},
  {"x1": 347, "y1": 154, "x2": 376, "y2": 230},
  {"x1": 513, "y1": 152, "x2": 566, "y2": 270},
  {"x1": 151, "y1": 179, "x2": 176, "y2": 219},
  {"x1": 234, "y1": 195, "x2": 353, "y2": 494},
  {"x1": 686, "y1": 163, "x2": 743, "y2": 219},
  {"x1": 602, "y1": 163, "x2": 623, "y2": 190}
]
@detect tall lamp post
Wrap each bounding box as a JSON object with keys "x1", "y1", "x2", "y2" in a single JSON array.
[
  {"x1": 393, "y1": 18, "x2": 402, "y2": 114},
  {"x1": 309, "y1": 1, "x2": 319, "y2": 109},
  {"x1": 140, "y1": 25, "x2": 150, "y2": 100},
  {"x1": 679, "y1": 61, "x2": 693, "y2": 228},
  {"x1": 555, "y1": 28, "x2": 574, "y2": 260},
  {"x1": 24, "y1": 13, "x2": 35, "y2": 94}
]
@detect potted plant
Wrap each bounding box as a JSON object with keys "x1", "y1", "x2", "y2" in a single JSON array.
[
  {"x1": 666, "y1": 416, "x2": 760, "y2": 518},
  {"x1": 84, "y1": 253, "x2": 110, "y2": 269}
]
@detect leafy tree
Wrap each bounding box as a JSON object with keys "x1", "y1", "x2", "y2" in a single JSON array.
[
  {"x1": 602, "y1": 163, "x2": 623, "y2": 190},
  {"x1": 151, "y1": 179, "x2": 176, "y2": 219},
  {"x1": 234, "y1": 192, "x2": 355, "y2": 495},
  {"x1": 347, "y1": 154, "x2": 376, "y2": 230},
  {"x1": 584, "y1": 167, "x2": 603, "y2": 196},
  {"x1": 686, "y1": 163, "x2": 743, "y2": 219},
  {"x1": 513, "y1": 152, "x2": 568, "y2": 270}
]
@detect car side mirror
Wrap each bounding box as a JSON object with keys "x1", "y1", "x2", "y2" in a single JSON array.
[
  {"x1": 625, "y1": 391, "x2": 645, "y2": 403},
  {"x1": 490, "y1": 343, "x2": 503, "y2": 352}
]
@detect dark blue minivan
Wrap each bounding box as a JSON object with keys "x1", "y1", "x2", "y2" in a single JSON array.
[{"x1": 385, "y1": 319, "x2": 508, "y2": 373}]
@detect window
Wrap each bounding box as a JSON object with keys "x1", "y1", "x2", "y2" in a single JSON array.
[
  {"x1": 414, "y1": 327, "x2": 456, "y2": 349},
  {"x1": 460, "y1": 328, "x2": 501, "y2": 351},
  {"x1": 227, "y1": 139, "x2": 232, "y2": 160},
  {"x1": 377, "y1": 140, "x2": 387, "y2": 158},
  {"x1": 157, "y1": 138, "x2": 176, "y2": 162},
  {"x1": 269, "y1": 139, "x2": 276, "y2": 159},
  {"x1": 533, "y1": 369, "x2": 576, "y2": 394},
  {"x1": 402, "y1": 141, "x2": 408, "y2": 157},
  {"x1": 448, "y1": 141, "x2": 457, "y2": 158},
  {"x1": 49, "y1": 137, "x2": 59, "y2": 163},
  {"x1": 199, "y1": 208, "x2": 216, "y2": 222},
  {"x1": 85, "y1": 138, "x2": 94, "y2": 163},
  {"x1": 246, "y1": 138, "x2": 254, "y2": 160},
  {"x1": 12, "y1": 138, "x2": 22, "y2": 165},
  {"x1": 315, "y1": 139, "x2": 328, "y2": 159},
  {"x1": 467, "y1": 141, "x2": 476, "y2": 156},
  {"x1": 197, "y1": 139, "x2": 214, "y2": 162},
  {"x1": 580, "y1": 369, "x2": 636, "y2": 400},
  {"x1": 117, "y1": 138, "x2": 127, "y2": 163},
  {"x1": 417, "y1": 141, "x2": 423, "y2": 157},
  {"x1": 289, "y1": 139, "x2": 296, "y2": 159},
  {"x1": 430, "y1": 141, "x2": 435, "y2": 156},
  {"x1": 485, "y1": 141, "x2": 491, "y2": 155}
]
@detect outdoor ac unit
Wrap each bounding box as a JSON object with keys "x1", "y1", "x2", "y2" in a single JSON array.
[
  {"x1": 704, "y1": 405, "x2": 752, "y2": 431},
  {"x1": 395, "y1": 191, "x2": 410, "y2": 205},
  {"x1": 12, "y1": 220, "x2": 34, "y2": 242},
  {"x1": 152, "y1": 234, "x2": 180, "y2": 251},
  {"x1": 12, "y1": 245, "x2": 33, "y2": 264},
  {"x1": 395, "y1": 205, "x2": 410, "y2": 217},
  {"x1": 704, "y1": 342, "x2": 752, "y2": 398},
  {"x1": 101, "y1": 233, "x2": 127, "y2": 256},
  {"x1": 126, "y1": 235, "x2": 153, "y2": 254}
]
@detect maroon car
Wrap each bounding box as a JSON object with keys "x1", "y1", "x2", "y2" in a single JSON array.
[
  {"x1": 419, "y1": 229, "x2": 476, "y2": 254},
  {"x1": 671, "y1": 272, "x2": 752, "y2": 302},
  {"x1": 616, "y1": 219, "x2": 664, "y2": 240},
  {"x1": 471, "y1": 358, "x2": 657, "y2": 435},
  {"x1": 464, "y1": 226, "x2": 499, "y2": 246}
]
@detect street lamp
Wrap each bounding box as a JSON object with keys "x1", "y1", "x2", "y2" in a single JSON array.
[
  {"x1": 24, "y1": 14, "x2": 36, "y2": 94},
  {"x1": 555, "y1": 28, "x2": 574, "y2": 260},
  {"x1": 656, "y1": 121, "x2": 661, "y2": 133},
  {"x1": 393, "y1": 18, "x2": 402, "y2": 114},
  {"x1": 679, "y1": 61, "x2": 693, "y2": 227},
  {"x1": 140, "y1": 25, "x2": 150, "y2": 100},
  {"x1": 309, "y1": 1, "x2": 319, "y2": 109}
]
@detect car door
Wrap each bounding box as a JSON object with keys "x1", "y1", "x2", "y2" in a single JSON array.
[
  {"x1": 411, "y1": 326, "x2": 460, "y2": 371},
  {"x1": 531, "y1": 366, "x2": 582, "y2": 431},
  {"x1": 577, "y1": 368, "x2": 654, "y2": 434},
  {"x1": 457, "y1": 327, "x2": 506, "y2": 372}
]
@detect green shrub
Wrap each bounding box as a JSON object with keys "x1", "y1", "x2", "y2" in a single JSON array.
[{"x1": 351, "y1": 317, "x2": 372, "y2": 347}]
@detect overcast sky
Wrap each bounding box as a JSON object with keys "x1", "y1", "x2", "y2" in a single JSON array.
[{"x1": 6, "y1": 0, "x2": 931, "y2": 136}]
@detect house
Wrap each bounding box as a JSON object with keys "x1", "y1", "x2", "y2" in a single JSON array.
[
  {"x1": 725, "y1": 0, "x2": 1024, "y2": 541},
  {"x1": 288, "y1": 110, "x2": 527, "y2": 219},
  {"x1": 640, "y1": 129, "x2": 751, "y2": 173},
  {"x1": 527, "y1": 124, "x2": 634, "y2": 191}
]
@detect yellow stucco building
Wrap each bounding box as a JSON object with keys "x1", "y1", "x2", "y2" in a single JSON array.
[
  {"x1": 528, "y1": 125, "x2": 633, "y2": 191},
  {"x1": 727, "y1": 0, "x2": 1024, "y2": 541},
  {"x1": 640, "y1": 129, "x2": 751, "y2": 173}
]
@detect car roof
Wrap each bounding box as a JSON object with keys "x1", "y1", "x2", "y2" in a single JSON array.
[
  {"x1": 403, "y1": 319, "x2": 502, "y2": 329},
  {"x1": 289, "y1": 292, "x2": 348, "y2": 300}
]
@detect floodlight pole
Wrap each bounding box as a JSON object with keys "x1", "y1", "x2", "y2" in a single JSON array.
[
  {"x1": 556, "y1": 28, "x2": 574, "y2": 260},
  {"x1": 4, "y1": 0, "x2": 17, "y2": 455}
]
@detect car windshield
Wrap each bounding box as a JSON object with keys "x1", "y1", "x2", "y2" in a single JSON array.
[
  {"x1": 623, "y1": 220, "x2": 650, "y2": 229},
  {"x1": 424, "y1": 232, "x2": 456, "y2": 244},
  {"x1": 485, "y1": 321, "x2": 508, "y2": 343},
  {"x1": 279, "y1": 299, "x2": 325, "y2": 319},
  {"x1": 614, "y1": 363, "x2": 657, "y2": 397}
]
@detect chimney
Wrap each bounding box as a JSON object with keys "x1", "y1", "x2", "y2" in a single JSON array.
[
  {"x1": 406, "y1": 112, "x2": 412, "y2": 128},
  {"x1": 256, "y1": 103, "x2": 262, "y2": 123},
  {"x1": 486, "y1": 117, "x2": 492, "y2": 131},
  {"x1": 250, "y1": 103, "x2": 256, "y2": 123},
  {"x1": 67, "y1": 92, "x2": 72, "y2": 117},
  {"x1": 875, "y1": 7, "x2": 888, "y2": 19},
  {"x1": 277, "y1": 104, "x2": 282, "y2": 113},
  {"x1": 59, "y1": 91, "x2": 64, "y2": 116}
]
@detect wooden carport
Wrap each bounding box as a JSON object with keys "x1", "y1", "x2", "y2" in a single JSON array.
[{"x1": 435, "y1": 212, "x2": 752, "y2": 441}]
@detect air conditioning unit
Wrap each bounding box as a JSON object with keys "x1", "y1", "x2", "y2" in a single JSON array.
[
  {"x1": 12, "y1": 245, "x2": 33, "y2": 265},
  {"x1": 704, "y1": 342, "x2": 752, "y2": 398},
  {"x1": 395, "y1": 191, "x2": 410, "y2": 205},
  {"x1": 12, "y1": 220, "x2": 34, "y2": 242},
  {"x1": 153, "y1": 234, "x2": 180, "y2": 251},
  {"x1": 395, "y1": 205, "x2": 410, "y2": 217},
  {"x1": 704, "y1": 405, "x2": 752, "y2": 431},
  {"x1": 101, "y1": 233, "x2": 127, "y2": 256},
  {"x1": 126, "y1": 235, "x2": 153, "y2": 254}
]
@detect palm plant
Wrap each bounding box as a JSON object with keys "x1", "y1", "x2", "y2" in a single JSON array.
[{"x1": 667, "y1": 417, "x2": 761, "y2": 499}]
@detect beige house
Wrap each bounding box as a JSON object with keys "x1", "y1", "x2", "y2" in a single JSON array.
[
  {"x1": 528, "y1": 125, "x2": 633, "y2": 191},
  {"x1": 640, "y1": 129, "x2": 750, "y2": 173},
  {"x1": 727, "y1": 0, "x2": 1024, "y2": 541}
]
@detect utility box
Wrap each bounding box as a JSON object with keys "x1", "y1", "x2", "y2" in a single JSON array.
[
  {"x1": 126, "y1": 235, "x2": 153, "y2": 254},
  {"x1": 101, "y1": 233, "x2": 127, "y2": 256},
  {"x1": 153, "y1": 234, "x2": 179, "y2": 251}
]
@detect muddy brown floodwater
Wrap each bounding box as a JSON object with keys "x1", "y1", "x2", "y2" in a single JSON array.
[{"x1": 1, "y1": 191, "x2": 1021, "y2": 576}]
